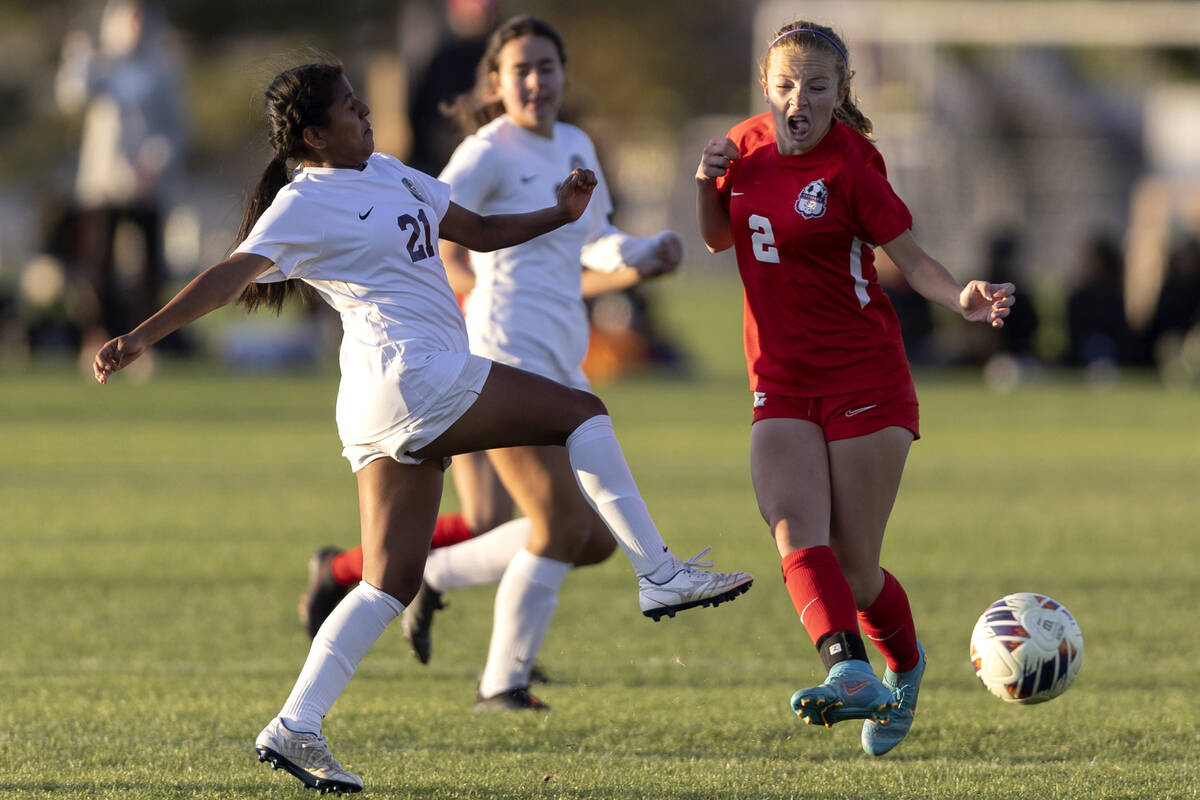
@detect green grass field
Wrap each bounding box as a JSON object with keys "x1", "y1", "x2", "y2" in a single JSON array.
[{"x1": 2, "y1": 275, "x2": 1198, "y2": 799}]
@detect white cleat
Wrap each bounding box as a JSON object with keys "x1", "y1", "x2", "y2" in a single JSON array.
[
  {"x1": 255, "y1": 717, "x2": 363, "y2": 794},
  {"x1": 638, "y1": 548, "x2": 754, "y2": 621}
]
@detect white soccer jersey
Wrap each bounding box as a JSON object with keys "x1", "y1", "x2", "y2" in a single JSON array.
[
  {"x1": 439, "y1": 116, "x2": 618, "y2": 388},
  {"x1": 234, "y1": 152, "x2": 471, "y2": 450}
]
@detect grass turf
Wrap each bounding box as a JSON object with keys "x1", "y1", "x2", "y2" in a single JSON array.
[{"x1": 1, "y1": 274, "x2": 1198, "y2": 799}]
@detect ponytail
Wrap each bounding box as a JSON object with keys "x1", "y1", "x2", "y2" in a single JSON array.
[
  {"x1": 233, "y1": 60, "x2": 343, "y2": 314},
  {"x1": 834, "y1": 95, "x2": 873, "y2": 139}
]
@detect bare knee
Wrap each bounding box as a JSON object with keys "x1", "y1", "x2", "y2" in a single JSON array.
[
  {"x1": 463, "y1": 504, "x2": 513, "y2": 535},
  {"x1": 567, "y1": 390, "x2": 608, "y2": 427},
  {"x1": 366, "y1": 557, "x2": 426, "y2": 606},
  {"x1": 525, "y1": 506, "x2": 596, "y2": 562},
  {"x1": 572, "y1": 521, "x2": 617, "y2": 567},
  {"x1": 765, "y1": 512, "x2": 828, "y2": 556}
]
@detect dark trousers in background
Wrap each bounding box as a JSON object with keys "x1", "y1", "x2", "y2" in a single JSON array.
[{"x1": 78, "y1": 203, "x2": 163, "y2": 339}]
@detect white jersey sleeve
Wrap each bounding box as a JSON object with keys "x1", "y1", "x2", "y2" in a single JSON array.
[
  {"x1": 235, "y1": 189, "x2": 325, "y2": 283},
  {"x1": 439, "y1": 134, "x2": 499, "y2": 214},
  {"x1": 580, "y1": 225, "x2": 682, "y2": 274}
]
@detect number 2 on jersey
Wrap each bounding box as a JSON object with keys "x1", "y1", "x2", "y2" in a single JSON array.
[
  {"x1": 748, "y1": 214, "x2": 780, "y2": 264},
  {"x1": 398, "y1": 209, "x2": 436, "y2": 262}
]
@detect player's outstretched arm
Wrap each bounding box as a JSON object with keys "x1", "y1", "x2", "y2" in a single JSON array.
[
  {"x1": 579, "y1": 228, "x2": 685, "y2": 296},
  {"x1": 442, "y1": 168, "x2": 596, "y2": 253},
  {"x1": 93, "y1": 252, "x2": 275, "y2": 383},
  {"x1": 580, "y1": 233, "x2": 683, "y2": 298},
  {"x1": 881, "y1": 230, "x2": 1016, "y2": 328}
]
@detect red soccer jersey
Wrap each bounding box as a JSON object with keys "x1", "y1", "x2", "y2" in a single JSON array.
[{"x1": 716, "y1": 114, "x2": 913, "y2": 396}]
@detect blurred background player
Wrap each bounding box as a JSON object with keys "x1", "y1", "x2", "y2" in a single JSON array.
[
  {"x1": 301, "y1": 15, "x2": 700, "y2": 711},
  {"x1": 695, "y1": 20, "x2": 1014, "y2": 756}
]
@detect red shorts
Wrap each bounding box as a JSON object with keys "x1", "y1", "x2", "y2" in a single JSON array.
[{"x1": 751, "y1": 379, "x2": 920, "y2": 442}]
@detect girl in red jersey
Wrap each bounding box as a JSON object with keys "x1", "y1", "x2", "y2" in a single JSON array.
[{"x1": 696, "y1": 21, "x2": 1015, "y2": 756}]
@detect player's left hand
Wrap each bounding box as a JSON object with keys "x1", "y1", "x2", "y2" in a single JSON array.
[
  {"x1": 93, "y1": 331, "x2": 147, "y2": 384},
  {"x1": 960, "y1": 280, "x2": 1016, "y2": 328},
  {"x1": 556, "y1": 168, "x2": 597, "y2": 223}
]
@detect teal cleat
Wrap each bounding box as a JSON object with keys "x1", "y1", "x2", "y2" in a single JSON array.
[
  {"x1": 862, "y1": 641, "x2": 926, "y2": 756},
  {"x1": 790, "y1": 659, "x2": 896, "y2": 728}
]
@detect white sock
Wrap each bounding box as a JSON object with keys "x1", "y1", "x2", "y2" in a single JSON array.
[
  {"x1": 278, "y1": 581, "x2": 403, "y2": 733},
  {"x1": 566, "y1": 415, "x2": 671, "y2": 577},
  {"x1": 478, "y1": 549, "x2": 571, "y2": 698},
  {"x1": 423, "y1": 516, "x2": 532, "y2": 592}
]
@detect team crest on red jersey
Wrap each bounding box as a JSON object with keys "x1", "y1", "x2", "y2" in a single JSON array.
[{"x1": 795, "y1": 179, "x2": 828, "y2": 219}]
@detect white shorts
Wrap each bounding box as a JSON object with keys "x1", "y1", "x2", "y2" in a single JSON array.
[
  {"x1": 483, "y1": 349, "x2": 590, "y2": 392},
  {"x1": 342, "y1": 354, "x2": 492, "y2": 472}
]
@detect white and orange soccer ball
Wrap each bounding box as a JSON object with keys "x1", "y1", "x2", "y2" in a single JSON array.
[{"x1": 969, "y1": 592, "x2": 1083, "y2": 704}]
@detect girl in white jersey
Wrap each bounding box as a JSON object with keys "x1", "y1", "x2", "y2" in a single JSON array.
[
  {"x1": 296, "y1": 15, "x2": 701, "y2": 710},
  {"x1": 93, "y1": 59, "x2": 752, "y2": 795},
  {"x1": 435, "y1": 15, "x2": 693, "y2": 711}
]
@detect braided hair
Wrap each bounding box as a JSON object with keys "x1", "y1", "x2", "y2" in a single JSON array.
[{"x1": 234, "y1": 61, "x2": 343, "y2": 313}]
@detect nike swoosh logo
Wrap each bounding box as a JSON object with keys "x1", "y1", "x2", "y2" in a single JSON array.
[
  {"x1": 731, "y1": 191, "x2": 744, "y2": 196},
  {"x1": 520, "y1": 175, "x2": 537, "y2": 183},
  {"x1": 843, "y1": 680, "x2": 870, "y2": 694},
  {"x1": 844, "y1": 404, "x2": 877, "y2": 418},
  {"x1": 358, "y1": 207, "x2": 374, "y2": 220}
]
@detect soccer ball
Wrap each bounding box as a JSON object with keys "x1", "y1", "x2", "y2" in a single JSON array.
[{"x1": 969, "y1": 592, "x2": 1083, "y2": 704}]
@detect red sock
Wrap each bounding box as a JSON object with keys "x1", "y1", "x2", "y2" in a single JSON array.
[
  {"x1": 430, "y1": 512, "x2": 473, "y2": 549},
  {"x1": 328, "y1": 514, "x2": 474, "y2": 588},
  {"x1": 330, "y1": 547, "x2": 363, "y2": 586},
  {"x1": 857, "y1": 569, "x2": 919, "y2": 673},
  {"x1": 781, "y1": 546, "x2": 860, "y2": 646}
]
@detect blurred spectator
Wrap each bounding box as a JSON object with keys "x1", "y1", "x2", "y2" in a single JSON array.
[
  {"x1": 406, "y1": 0, "x2": 499, "y2": 176},
  {"x1": 985, "y1": 230, "x2": 1039, "y2": 360},
  {"x1": 876, "y1": 250, "x2": 939, "y2": 366},
  {"x1": 972, "y1": 230, "x2": 1043, "y2": 390},
  {"x1": 54, "y1": 0, "x2": 186, "y2": 353},
  {"x1": 1064, "y1": 231, "x2": 1135, "y2": 368},
  {"x1": 1144, "y1": 235, "x2": 1200, "y2": 381}
]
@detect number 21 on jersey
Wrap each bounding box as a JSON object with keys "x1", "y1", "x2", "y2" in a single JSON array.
[
  {"x1": 748, "y1": 214, "x2": 779, "y2": 264},
  {"x1": 398, "y1": 209, "x2": 435, "y2": 262}
]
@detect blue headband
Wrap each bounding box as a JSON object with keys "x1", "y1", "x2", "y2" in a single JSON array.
[{"x1": 768, "y1": 28, "x2": 847, "y2": 63}]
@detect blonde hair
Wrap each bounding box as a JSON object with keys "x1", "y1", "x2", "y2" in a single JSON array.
[{"x1": 761, "y1": 21, "x2": 873, "y2": 138}]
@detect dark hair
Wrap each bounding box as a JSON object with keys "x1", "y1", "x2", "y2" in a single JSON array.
[
  {"x1": 761, "y1": 21, "x2": 873, "y2": 138},
  {"x1": 442, "y1": 15, "x2": 567, "y2": 135},
  {"x1": 234, "y1": 60, "x2": 344, "y2": 313}
]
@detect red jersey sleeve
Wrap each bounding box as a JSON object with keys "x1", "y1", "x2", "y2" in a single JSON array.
[
  {"x1": 847, "y1": 146, "x2": 912, "y2": 247},
  {"x1": 717, "y1": 114, "x2": 776, "y2": 204}
]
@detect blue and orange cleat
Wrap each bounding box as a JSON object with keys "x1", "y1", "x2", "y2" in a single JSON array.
[
  {"x1": 790, "y1": 659, "x2": 896, "y2": 728},
  {"x1": 862, "y1": 641, "x2": 926, "y2": 756}
]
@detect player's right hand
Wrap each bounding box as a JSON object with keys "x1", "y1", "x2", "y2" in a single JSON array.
[
  {"x1": 93, "y1": 333, "x2": 146, "y2": 384},
  {"x1": 696, "y1": 138, "x2": 739, "y2": 182},
  {"x1": 556, "y1": 168, "x2": 597, "y2": 223}
]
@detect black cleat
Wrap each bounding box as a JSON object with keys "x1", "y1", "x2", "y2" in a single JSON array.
[
  {"x1": 299, "y1": 547, "x2": 350, "y2": 639},
  {"x1": 401, "y1": 580, "x2": 445, "y2": 664},
  {"x1": 473, "y1": 686, "x2": 550, "y2": 712}
]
